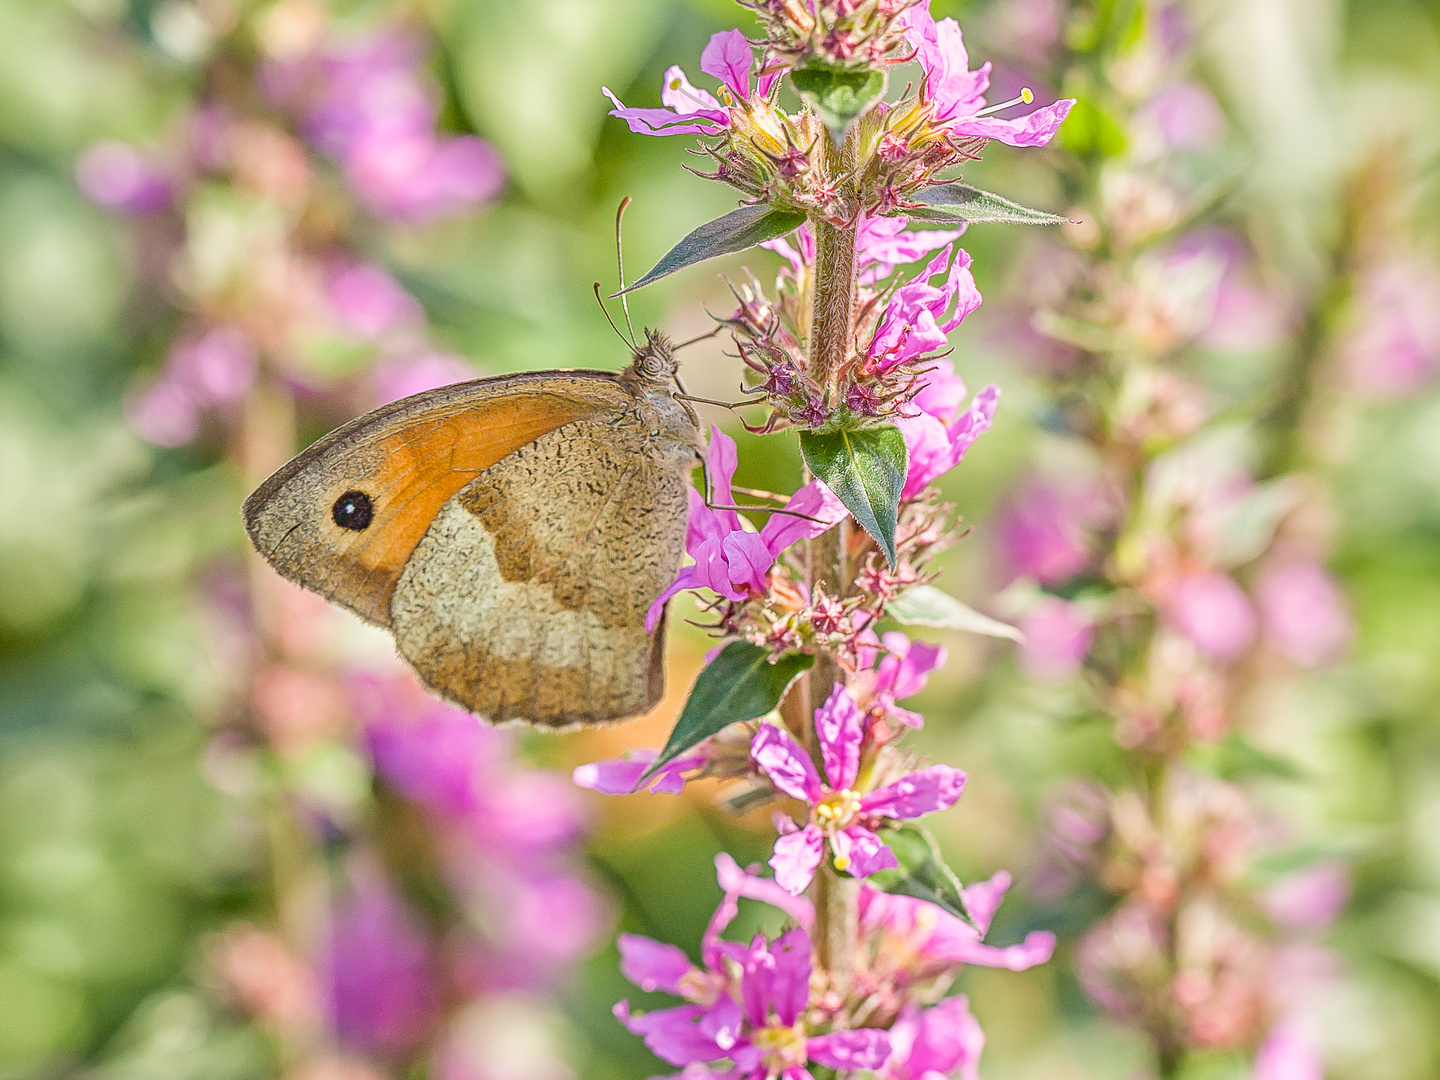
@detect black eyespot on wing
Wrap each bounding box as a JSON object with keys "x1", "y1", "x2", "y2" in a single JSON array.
[{"x1": 331, "y1": 490, "x2": 373, "y2": 531}]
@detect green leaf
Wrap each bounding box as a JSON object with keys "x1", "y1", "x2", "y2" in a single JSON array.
[
  {"x1": 615, "y1": 204, "x2": 807, "y2": 295},
  {"x1": 1188, "y1": 732, "x2": 1303, "y2": 782},
  {"x1": 790, "y1": 64, "x2": 886, "y2": 137},
  {"x1": 868, "y1": 823, "x2": 973, "y2": 925},
  {"x1": 641, "y1": 641, "x2": 813, "y2": 781},
  {"x1": 887, "y1": 585, "x2": 1024, "y2": 641},
  {"x1": 799, "y1": 424, "x2": 907, "y2": 568},
  {"x1": 905, "y1": 182, "x2": 1068, "y2": 226}
]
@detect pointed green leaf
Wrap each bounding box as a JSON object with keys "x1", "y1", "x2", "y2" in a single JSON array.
[
  {"x1": 1188, "y1": 731, "x2": 1303, "y2": 782},
  {"x1": 615, "y1": 204, "x2": 807, "y2": 295},
  {"x1": 887, "y1": 584, "x2": 1024, "y2": 641},
  {"x1": 641, "y1": 641, "x2": 813, "y2": 780},
  {"x1": 905, "y1": 182, "x2": 1068, "y2": 226},
  {"x1": 790, "y1": 64, "x2": 886, "y2": 137},
  {"x1": 868, "y1": 823, "x2": 973, "y2": 926},
  {"x1": 799, "y1": 424, "x2": 907, "y2": 568}
]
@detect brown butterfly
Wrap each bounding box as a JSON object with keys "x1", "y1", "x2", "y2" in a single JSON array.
[{"x1": 243, "y1": 321, "x2": 704, "y2": 728}]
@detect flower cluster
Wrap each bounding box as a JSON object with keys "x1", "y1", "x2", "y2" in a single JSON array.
[{"x1": 78, "y1": 15, "x2": 496, "y2": 449}]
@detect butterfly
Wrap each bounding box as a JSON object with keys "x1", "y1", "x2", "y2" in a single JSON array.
[{"x1": 243, "y1": 324, "x2": 705, "y2": 729}]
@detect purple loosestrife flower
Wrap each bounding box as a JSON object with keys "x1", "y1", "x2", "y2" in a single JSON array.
[
  {"x1": 857, "y1": 872, "x2": 1057, "y2": 980},
  {"x1": 645, "y1": 426, "x2": 847, "y2": 632},
  {"x1": 1251, "y1": 1017, "x2": 1324, "y2": 1080},
  {"x1": 75, "y1": 141, "x2": 174, "y2": 214},
  {"x1": 1163, "y1": 571, "x2": 1257, "y2": 662},
  {"x1": 616, "y1": 857, "x2": 887, "y2": 1079},
  {"x1": 897, "y1": 385, "x2": 999, "y2": 500},
  {"x1": 323, "y1": 868, "x2": 438, "y2": 1056},
  {"x1": 572, "y1": 747, "x2": 709, "y2": 795},
  {"x1": 878, "y1": 997, "x2": 985, "y2": 1080},
  {"x1": 1255, "y1": 560, "x2": 1353, "y2": 670},
  {"x1": 752, "y1": 686, "x2": 967, "y2": 894},
  {"x1": 856, "y1": 216, "x2": 967, "y2": 285},
  {"x1": 849, "y1": 631, "x2": 946, "y2": 730},
  {"x1": 900, "y1": 5, "x2": 1074, "y2": 147},
  {"x1": 604, "y1": 65, "x2": 730, "y2": 137},
  {"x1": 867, "y1": 245, "x2": 982, "y2": 374},
  {"x1": 1018, "y1": 598, "x2": 1095, "y2": 682}
]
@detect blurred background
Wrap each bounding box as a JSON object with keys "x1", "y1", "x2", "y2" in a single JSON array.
[{"x1": 1, "y1": 0, "x2": 1438, "y2": 1077}]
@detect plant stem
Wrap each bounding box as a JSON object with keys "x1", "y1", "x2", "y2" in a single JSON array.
[{"x1": 803, "y1": 129, "x2": 860, "y2": 989}]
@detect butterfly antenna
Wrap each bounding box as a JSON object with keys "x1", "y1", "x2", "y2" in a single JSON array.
[
  {"x1": 615, "y1": 197, "x2": 638, "y2": 344},
  {"x1": 593, "y1": 282, "x2": 637, "y2": 351}
]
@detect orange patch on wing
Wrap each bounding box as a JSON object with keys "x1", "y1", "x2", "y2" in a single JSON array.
[{"x1": 338, "y1": 393, "x2": 600, "y2": 616}]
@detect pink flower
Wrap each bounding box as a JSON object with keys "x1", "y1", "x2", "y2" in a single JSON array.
[
  {"x1": 168, "y1": 328, "x2": 259, "y2": 406},
  {"x1": 1164, "y1": 571, "x2": 1257, "y2": 662},
  {"x1": 1251, "y1": 1017, "x2": 1324, "y2": 1080},
  {"x1": 1340, "y1": 257, "x2": 1440, "y2": 400},
  {"x1": 328, "y1": 262, "x2": 424, "y2": 339},
  {"x1": 645, "y1": 426, "x2": 846, "y2": 632},
  {"x1": 858, "y1": 873, "x2": 1057, "y2": 980},
  {"x1": 572, "y1": 747, "x2": 709, "y2": 796},
  {"x1": 994, "y1": 479, "x2": 1094, "y2": 585},
  {"x1": 1256, "y1": 560, "x2": 1353, "y2": 669},
  {"x1": 868, "y1": 246, "x2": 982, "y2": 373},
  {"x1": 900, "y1": 6, "x2": 1074, "y2": 147},
  {"x1": 1018, "y1": 598, "x2": 1094, "y2": 682},
  {"x1": 857, "y1": 215, "x2": 967, "y2": 285},
  {"x1": 909, "y1": 357, "x2": 970, "y2": 423},
  {"x1": 604, "y1": 64, "x2": 730, "y2": 137},
  {"x1": 879, "y1": 997, "x2": 985, "y2": 1080},
  {"x1": 323, "y1": 868, "x2": 438, "y2": 1056},
  {"x1": 849, "y1": 631, "x2": 947, "y2": 729},
  {"x1": 75, "y1": 141, "x2": 174, "y2": 214},
  {"x1": 344, "y1": 129, "x2": 504, "y2": 221},
  {"x1": 616, "y1": 856, "x2": 888, "y2": 1080},
  {"x1": 700, "y1": 29, "x2": 754, "y2": 101},
  {"x1": 1136, "y1": 81, "x2": 1226, "y2": 152},
  {"x1": 753, "y1": 686, "x2": 967, "y2": 895},
  {"x1": 897, "y1": 385, "x2": 999, "y2": 499},
  {"x1": 374, "y1": 352, "x2": 476, "y2": 405},
  {"x1": 1258, "y1": 860, "x2": 1351, "y2": 934}
]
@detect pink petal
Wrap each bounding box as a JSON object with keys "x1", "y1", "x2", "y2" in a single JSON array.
[
  {"x1": 910, "y1": 357, "x2": 969, "y2": 423},
  {"x1": 961, "y1": 870, "x2": 1012, "y2": 937},
  {"x1": 767, "y1": 927, "x2": 812, "y2": 1026},
  {"x1": 834, "y1": 825, "x2": 898, "y2": 877},
  {"x1": 660, "y1": 65, "x2": 723, "y2": 113},
  {"x1": 616, "y1": 1002, "x2": 726, "y2": 1066},
  {"x1": 814, "y1": 685, "x2": 863, "y2": 791},
  {"x1": 714, "y1": 853, "x2": 815, "y2": 930},
  {"x1": 704, "y1": 424, "x2": 742, "y2": 524},
  {"x1": 880, "y1": 631, "x2": 947, "y2": 700},
  {"x1": 646, "y1": 566, "x2": 699, "y2": 634},
  {"x1": 760, "y1": 479, "x2": 848, "y2": 555},
  {"x1": 861, "y1": 765, "x2": 968, "y2": 819},
  {"x1": 807, "y1": 1029, "x2": 892, "y2": 1071},
  {"x1": 699, "y1": 995, "x2": 742, "y2": 1051},
  {"x1": 700, "y1": 29, "x2": 753, "y2": 101},
  {"x1": 952, "y1": 930, "x2": 1057, "y2": 971},
  {"x1": 1253, "y1": 1017, "x2": 1324, "y2": 1080},
  {"x1": 619, "y1": 933, "x2": 694, "y2": 994},
  {"x1": 602, "y1": 84, "x2": 727, "y2": 137},
  {"x1": 887, "y1": 998, "x2": 984, "y2": 1080},
  {"x1": 572, "y1": 757, "x2": 649, "y2": 795},
  {"x1": 770, "y1": 826, "x2": 825, "y2": 895},
  {"x1": 722, "y1": 530, "x2": 775, "y2": 593},
  {"x1": 950, "y1": 99, "x2": 1075, "y2": 147},
  {"x1": 751, "y1": 724, "x2": 823, "y2": 804}
]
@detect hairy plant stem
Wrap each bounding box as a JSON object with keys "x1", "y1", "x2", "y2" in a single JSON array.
[{"x1": 803, "y1": 123, "x2": 861, "y2": 988}]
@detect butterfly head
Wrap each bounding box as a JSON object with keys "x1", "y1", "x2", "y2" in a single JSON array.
[{"x1": 629, "y1": 328, "x2": 679, "y2": 384}]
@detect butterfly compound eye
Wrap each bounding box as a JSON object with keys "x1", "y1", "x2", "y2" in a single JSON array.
[{"x1": 331, "y1": 490, "x2": 373, "y2": 531}]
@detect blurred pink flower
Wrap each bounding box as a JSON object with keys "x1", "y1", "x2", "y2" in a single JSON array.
[
  {"x1": 323, "y1": 869, "x2": 438, "y2": 1056},
  {"x1": 374, "y1": 352, "x2": 477, "y2": 405},
  {"x1": 754, "y1": 687, "x2": 967, "y2": 894},
  {"x1": 994, "y1": 480, "x2": 1094, "y2": 585},
  {"x1": 125, "y1": 377, "x2": 202, "y2": 447},
  {"x1": 1258, "y1": 860, "x2": 1351, "y2": 934},
  {"x1": 897, "y1": 384, "x2": 999, "y2": 499},
  {"x1": 867, "y1": 246, "x2": 981, "y2": 373},
  {"x1": 1018, "y1": 597, "x2": 1094, "y2": 681},
  {"x1": 329, "y1": 262, "x2": 424, "y2": 339},
  {"x1": 700, "y1": 28, "x2": 754, "y2": 100},
  {"x1": 1074, "y1": 902, "x2": 1170, "y2": 1021},
  {"x1": 1164, "y1": 572, "x2": 1257, "y2": 661},
  {"x1": 345, "y1": 130, "x2": 504, "y2": 221},
  {"x1": 878, "y1": 996, "x2": 984, "y2": 1080},
  {"x1": 572, "y1": 746, "x2": 709, "y2": 796},
  {"x1": 1256, "y1": 560, "x2": 1353, "y2": 669},
  {"x1": 1137, "y1": 81, "x2": 1226, "y2": 151},
  {"x1": 900, "y1": 6, "x2": 1074, "y2": 146},
  {"x1": 857, "y1": 216, "x2": 967, "y2": 285},
  {"x1": 1340, "y1": 258, "x2": 1440, "y2": 399},
  {"x1": 76, "y1": 141, "x2": 174, "y2": 214},
  {"x1": 170, "y1": 327, "x2": 259, "y2": 406},
  {"x1": 645, "y1": 426, "x2": 846, "y2": 632},
  {"x1": 1251, "y1": 1016, "x2": 1324, "y2": 1080},
  {"x1": 909, "y1": 356, "x2": 969, "y2": 423}
]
